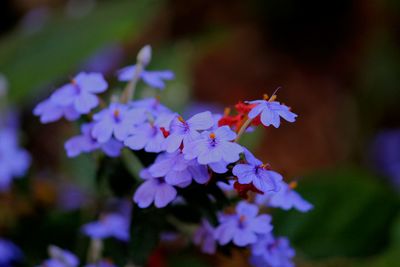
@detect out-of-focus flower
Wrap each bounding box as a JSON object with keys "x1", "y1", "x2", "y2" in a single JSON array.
[
  {"x1": 148, "y1": 151, "x2": 209, "y2": 187},
  {"x1": 370, "y1": 129, "x2": 400, "y2": 189},
  {"x1": 184, "y1": 126, "x2": 243, "y2": 165},
  {"x1": 248, "y1": 100, "x2": 297, "y2": 128},
  {"x1": 214, "y1": 201, "x2": 272, "y2": 247},
  {"x1": 164, "y1": 111, "x2": 214, "y2": 153},
  {"x1": 65, "y1": 123, "x2": 123, "y2": 157},
  {"x1": 92, "y1": 103, "x2": 145, "y2": 143},
  {"x1": 57, "y1": 182, "x2": 90, "y2": 211},
  {"x1": 119, "y1": 65, "x2": 174, "y2": 90},
  {"x1": 33, "y1": 99, "x2": 80, "y2": 123},
  {"x1": 50, "y1": 72, "x2": 108, "y2": 114},
  {"x1": 193, "y1": 220, "x2": 217, "y2": 254},
  {"x1": 40, "y1": 245, "x2": 79, "y2": 267},
  {"x1": 0, "y1": 128, "x2": 30, "y2": 191},
  {"x1": 34, "y1": 72, "x2": 107, "y2": 123},
  {"x1": 250, "y1": 233, "x2": 295, "y2": 267},
  {"x1": 82, "y1": 44, "x2": 124, "y2": 74},
  {"x1": 255, "y1": 181, "x2": 313, "y2": 212},
  {"x1": 133, "y1": 169, "x2": 177, "y2": 208},
  {"x1": 233, "y1": 149, "x2": 282, "y2": 193},
  {"x1": 0, "y1": 238, "x2": 23, "y2": 266},
  {"x1": 19, "y1": 7, "x2": 50, "y2": 35},
  {"x1": 82, "y1": 213, "x2": 130, "y2": 241}
]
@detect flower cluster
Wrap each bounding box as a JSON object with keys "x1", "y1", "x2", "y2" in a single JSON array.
[{"x1": 33, "y1": 45, "x2": 312, "y2": 267}]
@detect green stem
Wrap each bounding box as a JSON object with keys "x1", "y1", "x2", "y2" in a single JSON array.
[
  {"x1": 235, "y1": 117, "x2": 253, "y2": 142},
  {"x1": 86, "y1": 238, "x2": 103, "y2": 264},
  {"x1": 120, "y1": 63, "x2": 144, "y2": 103}
]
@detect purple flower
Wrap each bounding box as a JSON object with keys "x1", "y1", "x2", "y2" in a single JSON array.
[
  {"x1": 164, "y1": 111, "x2": 214, "y2": 153},
  {"x1": 248, "y1": 100, "x2": 297, "y2": 128},
  {"x1": 129, "y1": 98, "x2": 172, "y2": 117},
  {"x1": 82, "y1": 213, "x2": 130, "y2": 241},
  {"x1": 117, "y1": 65, "x2": 174, "y2": 90},
  {"x1": 214, "y1": 201, "x2": 272, "y2": 247},
  {"x1": 184, "y1": 126, "x2": 243, "y2": 165},
  {"x1": 193, "y1": 220, "x2": 217, "y2": 254},
  {"x1": 255, "y1": 181, "x2": 313, "y2": 212},
  {"x1": 133, "y1": 169, "x2": 177, "y2": 208},
  {"x1": 92, "y1": 103, "x2": 146, "y2": 143},
  {"x1": 124, "y1": 122, "x2": 165, "y2": 153},
  {"x1": 250, "y1": 233, "x2": 295, "y2": 267},
  {"x1": 0, "y1": 129, "x2": 30, "y2": 191},
  {"x1": 370, "y1": 129, "x2": 400, "y2": 189},
  {"x1": 148, "y1": 151, "x2": 209, "y2": 187},
  {"x1": 50, "y1": 72, "x2": 107, "y2": 114},
  {"x1": 82, "y1": 44, "x2": 124, "y2": 74},
  {"x1": 232, "y1": 149, "x2": 282, "y2": 193},
  {"x1": 57, "y1": 182, "x2": 89, "y2": 211},
  {"x1": 0, "y1": 239, "x2": 23, "y2": 266},
  {"x1": 40, "y1": 245, "x2": 79, "y2": 267},
  {"x1": 65, "y1": 123, "x2": 123, "y2": 157},
  {"x1": 33, "y1": 99, "x2": 80, "y2": 123}
]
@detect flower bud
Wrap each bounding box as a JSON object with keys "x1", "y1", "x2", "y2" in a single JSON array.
[{"x1": 137, "y1": 45, "x2": 152, "y2": 66}]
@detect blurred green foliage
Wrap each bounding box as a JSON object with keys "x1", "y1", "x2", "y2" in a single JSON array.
[
  {"x1": 0, "y1": 0, "x2": 162, "y2": 104},
  {"x1": 273, "y1": 168, "x2": 400, "y2": 265}
]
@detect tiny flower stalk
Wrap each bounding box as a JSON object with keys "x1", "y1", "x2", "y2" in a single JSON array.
[
  {"x1": 120, "y1": 45, "x2": 152, "y2": 103},
  {"x1": 235, "y1": 115, "x2": 253, "y2": 142},
  {"x1": 87, "y1": 238, "x2": 104, "y2": 264}
]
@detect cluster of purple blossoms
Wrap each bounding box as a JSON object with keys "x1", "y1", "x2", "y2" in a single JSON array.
[{"x1": 33, "y1": 44, "x2": 311, "y2": 266}]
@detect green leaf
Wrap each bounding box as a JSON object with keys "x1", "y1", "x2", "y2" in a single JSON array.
[
  {"x1": 273, "y1": 167, "x2": 400, "y2": 259},
  {"x1": 0, "y1": 0, "x2": 162, "y2": 103}
]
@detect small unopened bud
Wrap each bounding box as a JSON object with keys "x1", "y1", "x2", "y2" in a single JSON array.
[
  {"x1": 137, "y1": 45, "x2": 152, "y2": 66},
  {"x1": 0, "y1": 74, "x2": 9, "y2": 98}
]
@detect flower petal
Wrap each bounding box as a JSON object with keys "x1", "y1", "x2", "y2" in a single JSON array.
[
  {"x1": 154, "y1": 183, "x2": 177, "y2": 208},
  {"x1": 187, "y1": 111, "x2": 213, "y2": 131}
]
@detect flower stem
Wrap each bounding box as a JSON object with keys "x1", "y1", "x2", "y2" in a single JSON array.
[
  {"x1": 86, "y1": 238, "x2": 103, "y2": 264},
  {"x1": 235, "y1": 116, "x2": 253, "y2": 142},
  {"x1": 121, "y1": 63, "x2": 144, "y2": 103}
]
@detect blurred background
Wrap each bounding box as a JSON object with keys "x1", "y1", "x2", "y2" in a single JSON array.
[{"x1": 0, "y1": 0, "x2": 400, "y2": 266}]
